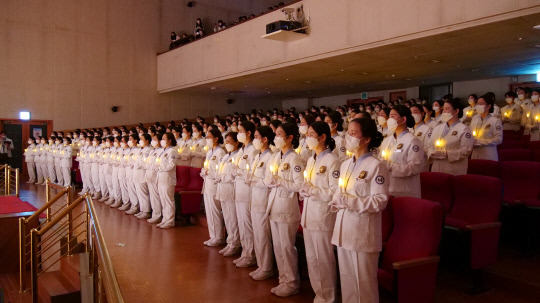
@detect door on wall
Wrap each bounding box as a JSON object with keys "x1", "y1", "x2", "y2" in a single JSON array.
[
  {"x1": 1, "y1": 122, "x2": 23, "y2": 169},
  {"x1": 419, "y1": 83, "x2": 453, "y2": 102},
  {"x1": 389, "y1": 91, "x2": 407, "y2": 102}
]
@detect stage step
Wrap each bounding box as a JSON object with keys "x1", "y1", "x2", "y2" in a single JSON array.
[{"x1": 37, "y1": 255, "x2": 81, "y2": 303}]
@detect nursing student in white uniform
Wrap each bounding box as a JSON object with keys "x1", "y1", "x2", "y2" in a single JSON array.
[
  {"x1": 264, "y1": 122, "x2": 304, "y2": 297},
  {"x1": 125, "y1": 134, "x2": 142, "y2": 215},
  {"x1": 325, "y1": 111, "x2": 347, "y2": 162},
  {"x1": 501, "y1": 91, "x2": 523, "y2": 131},
  {"x1": 41, "y1": 137, "x2": 52, "y2": 185},
  {"x1": 47, "y1": 137, "x2": 57, "y2": 183},
  {"x1": 112, "y1": 136, "x2": 129, "y2": 208},
  {"x1": 461, "y1": 94, "x2": 478, "y2": 126},
  {"x1": 201, "y1": 128, "x2": 226, "y2": 246},
  {"x1": 190, "y1": 124, "x2": 207, "y2": 168},
  {"x1": 34, "y1": 137, "x2": 45, "y2": 184},
  {"x1": 176, "y1": 125, "x2": 194, "y2": 167},
  {"x1": 523, "y1": 90, "x2": 540, "y2": 141},
  {"x1": 427, "y1": 100, "x2": 444, "y2": 129},
  {"x1": 60, "y1": 137, "x2": 73, "y2": 187},
  {"x1": 298, "y1": 121, "x2": 340, "y2": 303},
  {"x1": 146, "y1": 134, "x2": 164, "y2": 224},
  {"x1": 155, "y1": 132, "x2": 178, "y2": 228},
  {"x1": 24, "y1": 137, "x2": 37, "y2": 183},
  {"x1": 53, "y1": 137, "x2": 64, "y2": 186},
  {"x1": 376, "y1": 108, "x2": 391, "y2": 138},
  {"x1": 105, "y1": 137, "x2": 121, "y2": 206},
  {"x1": 410, "y1": 104, "x2": 432, "y2": 172},
  {"x1": 470, "y1": 93, "x2": 504, "y2": 161},
  {"x1": 297, "y1": 114, "x2": 315, "y2": 163},
  {"x1": 98, "y1": 137, "x2": 113, "y2": 202},
  {"x1": 132, "y1": 134, "x2": 153, "y2": 219},
  {"x1": 78, "y1": 137, "x2": 92, "y2": 194},
  {"x1": 427, "y1": 98, "x2": 474, "y2": 176},
  {"x1": 233, "y1": 121, "x2": 259, "y2": 268},
  {"x1": 90, "y1": 136, "x2": 103, "y2": 200},
  {"x1": 245, "y1": 126, "x2": 276, "y2": 281},
  {"x1": 329, "y1": 117, "x2": 389, "y2": 303},
  {"x1": 378, "y1": 105, "x2": 424, "y2": 198},
  {"x1": 216, "y1": 132, "x2": 242, "y2": 257}
]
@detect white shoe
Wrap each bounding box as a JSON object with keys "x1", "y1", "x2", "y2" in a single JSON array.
[
  {"x1": 125, "y1": 207, "x2": 139, "y2": 215},
  {"x1": 218, "y1": 246, "x2": 229, "y2": 255},
  {"x1": 252, "y1": 270, "x2": 274, "y2": 281},
  {"x1": 118, "y1": 203, "x2": 131, "y2": 211},
  {"x1": 147, "y1": 217, "x2": 162, "y2": 224},
  {"x1": 206, "y1": 239, "x2": 225, "y2": 247},
  {"x1": 233, "y1": 257, "x2": 243, "y2": 265},
  {"x1": 270, "y1": 284, "x2": 283, "y2": 294},
  {"x1": 249, "y1": 268, "x2": 261, "y2": 277},
  {"x1": 236, "y1": 258, "x2": 256, "y2": 268},
  {"x1": 223, "y1": 247, "x2": 240, "y2": 257},
  {"x1": 105, "y1": 198, "x2": 114, "y2": 206},
  {"x1": 274, "y1": 285, "x2": 299, "y2": 297},
  {"x1": 159, "y1": 223, "x2": 174, "y2": 229},
  {"x1": 110, "y1": 200, "x2": 122, "y2": 208}
]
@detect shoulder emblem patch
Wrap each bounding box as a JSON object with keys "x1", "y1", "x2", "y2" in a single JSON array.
[
  {"x1": 496, "y1": 125, "x2": 501, "y2": 131},
  {"x1": 340, "y1": 147, "x2": 346, "y2": 153},
  {"x1": 332, "y1": 171, "x2": 340, "y2": 178},
  {"x1": 412, "y1": 145, "x2": 420, "y2": 152},
  {"x1": 375, "y1": 175, "x2": 385, "y2": 184},
  {"x1": 294, "y1": 165, "x2": 301, "y2": 172},
  {"x1": 465, "y1": 133, "x2": 472, "y2": 139}
]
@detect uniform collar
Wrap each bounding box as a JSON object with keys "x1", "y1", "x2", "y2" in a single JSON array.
[
  {"x1": 353, "y1": 152, "x2": 371, "y2": 163},
  {"x1": 281, "y1": 148, "x2": 294, "y2": 159},
  {"x1": 314, "y1": 148, "x2": 331, "y2": 160}
]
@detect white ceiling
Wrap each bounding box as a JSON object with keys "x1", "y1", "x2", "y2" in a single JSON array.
[{"x1": 166, "y1": 12, "x2": 540, "y2": 100}]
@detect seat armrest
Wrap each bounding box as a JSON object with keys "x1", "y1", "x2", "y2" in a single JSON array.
[
  {"x1": 465, "y1": 222, "x2": 501, "y2": 230},
  {"x1": 393, "y1": 256, "x2": 440, "y2": 270}
]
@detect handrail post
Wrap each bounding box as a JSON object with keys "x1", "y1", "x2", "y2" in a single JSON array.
[
  {"x1": 6, "y1": 166, "x2": 10, "y2": 196},
  {"x1": 45, "y1": 179, "x2": 51, "y2": 221},
  {"x1": 30, "y1": 229, "x2": 38, "y2": 303},
  {"x1": 67, "y1": 190, "x2": 73, "y2": 255},
  {"x1": 15, "y1": 168, "x2": 19, "y2": 197},
  {"x1": 85, "y1": 198, "x2": 90, "y2": 253},
  {"x1": 19, "y1": 218, "x2": 26, "y2": 292}
]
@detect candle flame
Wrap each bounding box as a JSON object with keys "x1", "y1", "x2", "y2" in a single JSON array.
[{"x1": 435, "y1": 139, "x2": 444, "y2": 147}]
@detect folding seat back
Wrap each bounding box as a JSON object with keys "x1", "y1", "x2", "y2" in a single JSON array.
[
  {"x1": 449, "y1": 175, "x2": 502, "y2": 225},
  {"x1": 187, "y1": 167, "x2": 203, "y2": 191},
  {"x1": 498, "y1": 148, "x2": 532, "y2": 162},
  {"x1": 497, "y1": 140, "x2": 526, "y2": 150},
  {"x1": 177, "y1": 167, "x2": 204, "y2": 215},
  {"x1": 534, "y1": 150, "x2": 540, "y2": 162},
  {"x1": 467, "y1": 159, "x2": 499, "y2": 178},
  {"x1": 175, "y1": 166, "x2": 190, "y2": 192},
  {"x1": 529, "y1": 140, "x2": 540, "y2": 151},
  {"x1": 501, "y1": 161, "x2": 540, "y2": 204},
  {"x1": 502, "y1": 130, "x2": 521, "y2": 141},
  {"x1": 381, "y1": 196, "x2": 394, "y2": 244},
  {"x1": 420, "y1": 172, "x2": 454, "y2": 214}
]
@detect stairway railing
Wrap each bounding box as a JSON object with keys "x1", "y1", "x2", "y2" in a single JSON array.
[
  {"x1": 19, "y1": 183, "x2": 124, "y2": 303},
  {"x1": 0, "y1": 164, "x2": 19, "y2": 197}
]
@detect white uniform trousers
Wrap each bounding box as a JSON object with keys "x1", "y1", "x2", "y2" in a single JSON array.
[
  {"x1": 203, "y1": 192, "x2": 224, "y2": 242},
  {"x1": 62, "y1": 167, "x2": 71, "y2": 187},
  {"x1": 135, "y1": 182, "x2": 150, "y2": 212},
  {"x1": 47, "y1": 163, "x2": 56, "y2": 183},
  {"x1": 221, "y1": 200, "x2": 240, "y2": 249},
  {"x1": 82, "y1": 163, "x2": 91, "y2": 192},
  {"x1": 106, "y1": 171, "x2": 114, "y2": 199},
  {"x1": 55, "y1": 162, "x2": 63, "y2": 185},
  {"x1": 148, "y1": 182, "x2": 161, "y2": 219},
  {"x1": 99, "y1": 165, "x2": 109, "y2": 198},
  {"x1": 251, "y1": 211, "x2": 273, "y2": 272},
  {"x1": 304, "y1": 229, "x2": 337, "y2": 303},
  {"x1": 119, "y1": 169, "x2": 130, "y2": 204},
  {"x1": 337, "y1": 248, "x2": 379, "y2": 303},
  {"x1": 236, "y1": 202, "x2": 255, "y2": 262},
  {"x1": 36, "y1": 161, "x2": 44, "y2": 183},
  {"x1": 270, "y1": 220, "x2": 300, "y2": 289},
  {"x1": 40, "y1": 163, "x2": 48, "y2": 183},
  {"x1": 128, "y1": 175, "x2": 139, "y2": 208},
  {"x1": 27, "y1": 162, "x2": 36, "y2": 182},
  {"x1": 158, "y1": 184, "x2": 175, "y2": 227},
  {"x1": 111, "y1": 167, "x2": 121, "y2": 200},
  {"x1": 91, "y1": 164, "x2": 100, "y2": 193}
]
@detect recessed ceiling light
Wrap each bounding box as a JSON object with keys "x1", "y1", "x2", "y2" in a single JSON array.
[
  {"x1": 431, "y1": 60, "x2": 440, "y2": 63},
  {"x1": 533, "y1": 25, "x2": 540, "y2": 30},
  {"x1": 349, "y1": 85, "x2": 355, "y2": 88},
  {"x1": 305, "y1": 80, "x2": 312, "y2": 84},
  {"x1": 210, "y1": 86, "x2": 217, "y2": 90},
  {"x1": 330, "y1": 83, "x2": 334, "y2": 86},
  {"x1": 244, "y1": 85, "x2": 247, "y2": 88},
  {"x1": 286, "y1": 78, "x2": 289, "y2": 81},
  {"x1": 362, "y1": 72, "x2": 368, "y2": 75},
  {"x1": 340, "y1": 69, "x2": 344, "y2": 72},
  {"x1": 405, "y1": 78, "x2": 412, "y2": 81},
  {"x1": 267, "y1": 91, "x2": 270, "y2": 94},
  {"x1": 471, "y1": 69, "x2": 479, "y2": 72},
  {"x1": 391, "y1": 74, "x2": 395, "y2": 77},
  {"x1": 518, "y1": 37, "x2": 523, "y2": 41}
]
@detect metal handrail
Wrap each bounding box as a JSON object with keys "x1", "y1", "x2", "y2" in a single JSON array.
[{"x1": 25, "y1": 187, "x2": 70, "y2": 224}]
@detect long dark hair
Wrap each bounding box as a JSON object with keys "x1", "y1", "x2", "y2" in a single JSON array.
[
  {"x1": 278, "y1": 122, "x2": 300, "y2": 149},
  {"x1": 445, "y1": 98, "x2": 464, "y2": 118},
  {"x1": 310, "y1": 121, "x2": 336, "y2": 151},
  {"x1": 327, "y1": 111, "x2": 344, "y2": 132},
  {"x1": 350, "y1": 118, "x2": 383, "y2": 152},
  {"x1": 392, "y1": 105, "x2": 415, "y2": 128},
  {"x1": 256, "y1": 126, "x2": 275, "y2": 146}
]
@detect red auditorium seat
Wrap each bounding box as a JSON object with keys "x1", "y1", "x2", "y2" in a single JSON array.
[
  {"x1": 498, "y1": 148, "x2": 532, "y2": 162},
  {"x1": 378, "y1": 197, "x2": 443, "y2": 303},
  {"x1": 381, "y1": 196, "x2": 394, "y2": 245},
  {"x1": 297, "y1": 198, "x2": 304, "y2": 235},
  {"x1": 177, "y1": 167, "x2": 204, "y2": 217},
  {"x1": 502, "y1": 130, "x2": 521, "y2": 141},
  {"x1": 467, "y1": 159, "x2": 500, "y2": 178},
  {"x1": 534, "y1": 150, "x2": 540, "y2": 162},
  {"x1": 497, "y1": 140, "x2": 526, "y2": 150},
  {"x1": 174, "y1": 166, "x2": 191, "y2": 193},
  {"x1": 529, "y1": 141, "x2": 540, "y2": 151},
  {"x1": 501, "y1": 161, "x2": 540, "y2": 208},
  {"x1": 446, "y1": 175, "x2": 502, "y2": 267},
  {"x1": 420, "y1": 172, "x2": 454, "y2": 214}
]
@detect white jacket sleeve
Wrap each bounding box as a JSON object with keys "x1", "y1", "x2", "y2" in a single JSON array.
[{"x1": 345, "y1": 162, "x2": 389, "y2": 214}]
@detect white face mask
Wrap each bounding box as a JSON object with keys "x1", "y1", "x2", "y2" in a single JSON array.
[
  {"x1": 120, "y1": 142, "x2": 126, "y2": 148},
  {"x1": 128, "y1": 141, "x2": 134, "y2": 148},
  {"x1": 468, "y1": 98, "x2": 475, "y2": 105},
  {"x1": 41, "y1": 140, "x2": 46, "y2": 144},
  {"x1": 49, "y1": 140, "x2": 53, "y2": 144},
  {"x1": 475, "y1": 105, "x2": 485, "y2": 115},
  {"x1": 64, "y1": 142, "x2": 68, "y2": 146},
  {"x1": 299, "y1": 125, "x2": 308, "y2": 135},
  {"x1": 366, "y1": 109, "x2": 372, "y2": 114},
  {"x1": 306, "y1": 137, "x2": 319, "y2": 150},
  {"x1": 106, "y1": 142, "x2": 111, "y2": 147},
  {"x1": 28, "y1": 140, "x2": 33, "y2": 144},
  {"x1": 441, "y1": 112, "x2": 453, "y2": 122},
  {"x1": 160, "y1": 140, "x2": 167, "y2": 148},
  {"x1": 67, "y1": 135, "x2": 72, "y2": 138},
  {"x1": 214, "y1": 119, "x2": 218, "y2": 123},
  {"x1": 274, "y1": 136, "x2": 285, "y2": 149},
  {"x1": 73, "y1": 135, "x2": 78, "y2": 139},
  {"x1": 225, "y1": 143, "x2": 234, "y2": 152},
  {"x1": 85, "y1": 141, "x2": 90, "y2": 146},
  {"x1": 55, "y1": 140, "x2": 61, "y2": 145},
  {"x1": 518, "y1": 94, "x2": 525, "y2": 100},
  {"x1": 231, "y1": 126, "x2": 238, "y2": 132},
  {"x1": 377, "y1": 116, "x2": 386, "y2": 126},
  {"x1": 252, "y1": 138, "x2": 263, "y2": 150},
  {"x1": 182, "y1": 133, "x2": 188, "y2": 140},
  {"x1": 345, "y1": 134, "x2": 360, "y2": 153},
  {"x1": 412, "y1": 113, "x2": 422, "y2": 123},
  {"x1": 261, "y1": 121, "x2": 267, "y2": 126},
  {"x1": 138, "y1": 140, "x2": 144, "y2": 146},
  {"x1": 532, "y1": 95, "x2": 539, "y2": 102},
  {"x1": 113, "y1": 142, "x2": 120, "y2": 148},
  {"x1": 432, "y1": 106, "x2": 440, "y2": 112},
  {"x1": 387, "y1": 118, "x2": 398, "y2": 132},
  {"x1": 506, "y1": 98, "x2": 513, "y2": 104},
  {"x1": 237, "y1": 132, "x2": 247, "y2": 143},
  {"x1": 150, "y1": 140, "x2": 158, "y2": 148},
  {"x1": 192, "y1": 131, "x2": 200, "y2": 138}
]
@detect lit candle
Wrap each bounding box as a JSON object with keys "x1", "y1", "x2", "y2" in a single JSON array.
[
  {"x1": 203, "y1": 145, "x2": 208, "y2": 151},
  {"x1": 204, "y1": 160, "x2": 208, "y2": 169},
  {"x1": 527, "y1": 113, "x2": 530, "y2": 118},
  {"x1": 381, "y1": 150, "x2": 388, "y2": 160},
  {"x1": 338, "y1": 178, "x2": 345, "y2": 193},
  {"x1": 473, "y1": 130, "x2": 477, "y2": 137},
  {"x1": 270, "y1": 164, "x2": 278, "y2": 176},
  {"x1": 295, "y1": 147, "x2": 301, "y2": 154},
  {"x1": 246, "y1": 163, "x2": 249, "y2": 171},
  {"x1": 435, "y1": 139, "x2": 444, "y2": 147},
  {"x1": 303, "y1": 170, "x2": 308, "y2": 182},
  {"x1": 504, "y1": 111, "x2": 509, "y2": 117},
  {"x1": 536, "y1": 115, "x2": 540, "y2": 121},
  {"x1": 468, "y1": 110, "x2": 473, "y2": 117}
]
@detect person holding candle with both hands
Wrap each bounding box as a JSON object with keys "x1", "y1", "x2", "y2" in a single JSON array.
[
  {"x1": 264, "y1": 122, "x2": 304, "y2": 297},
  {"x1": 470, "y1": 93, "x2": 503, "y2": 161},
  {"x1": 329, "y1": 117, "x2": 388, "y2": 303},
  {"x1": 427, "y1": 98, "x2": 474, "y2": 175},
  {"x1": 298, "y1": 121, "x2": 340, "y2": 303}
]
